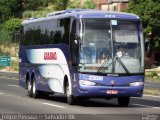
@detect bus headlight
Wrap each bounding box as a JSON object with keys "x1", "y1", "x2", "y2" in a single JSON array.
[
  {"x1": 129, "y1": 82, "x2": 144, "y2": 86},
  {"x1": 79, "y1": 80, "x2": 96, "y2": 86}
]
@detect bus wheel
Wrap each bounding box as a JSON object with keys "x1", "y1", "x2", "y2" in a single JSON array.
[
  {"x1": 32, "y1": 78, "x2": 40, "y2": 98},
  {"x1": 118, "y1": 97, "x2": 130, "y2": 107},
  {"x1": 27, "y1": 80, "x2": 32, "y2": 97},
  {"x1": 65, "y1": 82, "x2": 76, "y2": 105}
]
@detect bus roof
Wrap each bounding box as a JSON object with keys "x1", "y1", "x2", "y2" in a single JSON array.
[{"x1": 22, "y1": 9, "x2": 140, "y2": 25}]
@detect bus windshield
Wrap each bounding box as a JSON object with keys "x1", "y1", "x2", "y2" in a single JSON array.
[{"x1": 79, "y1": 19, "x2": 144, "y2": 74}]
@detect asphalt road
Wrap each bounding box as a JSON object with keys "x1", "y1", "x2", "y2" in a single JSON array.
[{"x1": 0, "y1": 72, "x2": 160, "y2": 120}]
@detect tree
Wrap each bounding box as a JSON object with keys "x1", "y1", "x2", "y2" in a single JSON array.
[
  {"x1": 81, "y1": 0, "x2": 96, "y2": 9},
  {"x1": 53, "y1": 0, "x2": 96, "y2": 11},
  {"x1": 0, "y1": 0, "x2": 22, "y2": 23},
  {"x1": 22, "y1": 0, "x2": 50, "y2": 10},
  {"x1": 8, "y1": 0, "x2": 22, "y2": 17},
  {"x1": 53, "y1": 0, "x2": 70, "y2": 10},
  {"x1": 67, "y1": 0, "x2": 81, "y2": 9},
  {"x1": 127, "y1": 0, "x2": 160, "y2": 48},
  {"x1": 0, "y1": 5, "x2": 11, "y2": 23}
]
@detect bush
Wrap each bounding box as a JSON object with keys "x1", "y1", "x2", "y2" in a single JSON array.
[
  {"x1": 81, "y1": 0, "x2": 96, "y2": 9},
  {"x1": 150, "y1": 71, "x2": 158, "y2": 78},
  {"x1": 146, "y1": 71, "x2": 158, "y2": 78},
  {"x1": 22, "y1": 10, "x2": 52, "y2": 18},
  {"x1": 22, "y1": 11, "x2": 33, "y2": 18},
  {"x1": 0, "y1": 30, "x2": 12, "y2": 44},
  {"x1": 12, "y1": 61, "x2": 19, "y2": 71},
  {"x1": 3, "y1": 18, "x2": 22, "y2": 32},
  {"x1": 0, "y1": 66, "x2": 5, "y2": 70}
]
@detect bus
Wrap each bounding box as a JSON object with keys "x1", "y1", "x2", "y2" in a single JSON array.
[{"x1": 19, "y1": 9, "x2": 145, "y2": 106}]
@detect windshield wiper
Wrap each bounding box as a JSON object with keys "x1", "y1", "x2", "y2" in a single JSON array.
[
  {"x1": 115, "y1": 56, "x2": 130, "y2": 74},
  {"x1": 97, "y1": 55, "x2": 130, "y2": 74}
]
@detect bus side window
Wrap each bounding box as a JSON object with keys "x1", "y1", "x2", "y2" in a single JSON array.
[{"x1": 62, "y1": 18, "x2": 70, "y2": 45}]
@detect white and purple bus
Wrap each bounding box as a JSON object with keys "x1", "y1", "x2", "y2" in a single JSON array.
[{"x1": 19, "y1": 9, "x2": 144, "y2": 106}]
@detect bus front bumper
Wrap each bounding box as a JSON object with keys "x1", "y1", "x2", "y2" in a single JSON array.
[{"x1": 75, "y1": 85, "x2": 143, "y2": 98}]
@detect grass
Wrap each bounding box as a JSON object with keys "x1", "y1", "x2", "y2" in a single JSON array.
[
  {"x1": 145, "y1": 70, "x2": 160, "y2": 83},
  {"x1": 0, "y1": 43, "x2": 19, "y2": 57},
  {"x1": 144, "y1": 89, "x2": 160, "y2": 96},
  {"x1": 145, "y1": 77, "x2": 160, "y2": 83},
  {"x1": 0, "y1": 64, "x2": 18, "y2": 72},
  {"x1": 12, "y1": 60, "x2": 19, "y2": 71},
  {"x1": 0, "y1": 66, "x2": 5, "y2": 70}
]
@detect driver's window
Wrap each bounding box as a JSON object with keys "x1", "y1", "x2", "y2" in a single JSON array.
[{"x1": 70, "y1": 19, "x2": 77, "y2": 64}]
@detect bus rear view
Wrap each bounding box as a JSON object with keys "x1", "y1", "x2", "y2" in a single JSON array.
[{"x1": 19, "y1": 9, "x2": 144, "y2": 106}]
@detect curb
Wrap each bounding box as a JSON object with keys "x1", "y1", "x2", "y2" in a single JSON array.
[{"x1": 0, "y1": 70, "x2": 18, "y2": 73}]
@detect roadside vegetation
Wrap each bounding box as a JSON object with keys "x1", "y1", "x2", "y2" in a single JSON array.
[
  {"x1": 144, "y1": 89, "x2": 160, "y2": 96},
  {"x1": 144, "y1": 69, "x2": 160, "y2": 96},
  {"x1": 145, "y1": 70, "x2": 160, "y2": 83}
]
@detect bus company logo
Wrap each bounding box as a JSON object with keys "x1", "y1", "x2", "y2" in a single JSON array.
[
  {"x1": 110, "y1": 80, "x2": 116, "y2": 86},
  {"x1": 44, "y1": 52, "x2": 57, "y2": 60}
]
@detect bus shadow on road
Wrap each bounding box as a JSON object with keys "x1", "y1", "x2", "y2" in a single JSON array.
[
  {"x1": 41, "y1": 94, "x2": 132, "y2": 107},
  {"x1": 130, "y1": 98, "x2": 160, "y2": 108},
  {"x1": 40, "y1": 94, "x2": 118, "y2": 107},
  {"x1": 39, "y1": 94, "x2": 160, "y2": 108}
]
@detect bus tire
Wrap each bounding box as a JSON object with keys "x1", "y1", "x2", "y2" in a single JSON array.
[
  {"x1": 118, "y1": 97, "x2": 130, "y2": 107},
  {"x1": 32, "y1": 77, "x2": 40, "y2": 98},
  {"x1": 27, "y1": 80, "x2": 32, "y2": 97},
  {"x1": 65, "y1": 82, "x2": 76, "y2": 105}
]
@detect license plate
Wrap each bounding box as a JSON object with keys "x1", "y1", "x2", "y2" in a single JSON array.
[{"x1": 107, "y1": 90, "x2": 118, "y2": 94}]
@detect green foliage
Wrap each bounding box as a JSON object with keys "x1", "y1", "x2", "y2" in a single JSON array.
[
  {"x1": 0, "y1": 61, "x2": 19, "y2": 71},
  {"x1": 22, "y1": 11, "x2": 33, "y2": 18},
  {"x1": 23, "y1": 0, "x2": 50, "y2": 10},
  {"x1": 22, "y1": 10, "x2": 51, "y2": 18},
  {"x1": 3, "y1": 18, "x2": 22, "y2": 32},
  {"x1": 127, "y1": 0, "x2": 160, "y2": 48},
  {"x1": 51, "y1": 0, "x2": 96, "y2": 10},
  {"x1": 12, "y1": 61, "x2": 19, "y2": 71},
  {"x1": 146, "y1": 71, "x2": 158, "y2": 78},
  {"x1": 0, "y1": 30, "x2": 12, "y2": 44},
  {"x1": 0, "y1": 5, "x2": 11, "y2": 23},
  {"x1": 0, "y1": 66, "x2": 5, "y2": 70},
  {"x1": 67, "y1": 0, "x2": 81, "y2": 9},
  {"x1": 81, "y1": 0, "x2": 96, "y2": 9},
  {"x1": 53, "y1": 0, "x2": 70, "y2": 10},
  {"x1": 0, "y1": 0, "x2": 22, "y2": 23},
  {"x1": 150, "y1": 71, "x2": 158, "y2": 78}
]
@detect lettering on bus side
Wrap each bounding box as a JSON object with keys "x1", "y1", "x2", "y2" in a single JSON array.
[{"x1": 44, "y1": 52, "x2": 57, "y2": 60}]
